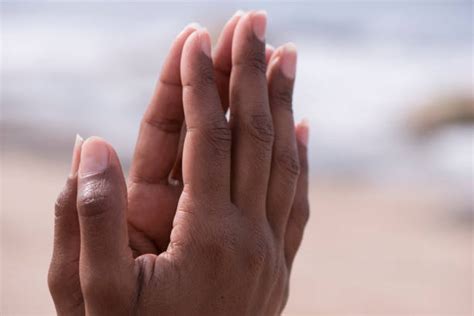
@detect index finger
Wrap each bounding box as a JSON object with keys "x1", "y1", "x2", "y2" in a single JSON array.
[
  {"x1": 180, "y1": 29, "x2": 231, "y2": 202},
  {"x1": 130, "y1": 24, "x2": 198, "y2": 185}
]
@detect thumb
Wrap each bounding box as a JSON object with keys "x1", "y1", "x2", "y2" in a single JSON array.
[{"x1": 76, "y1": 137, "x2": 134, "y2": 313}]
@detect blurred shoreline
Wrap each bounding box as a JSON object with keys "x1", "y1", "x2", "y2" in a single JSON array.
[{"x1": 2, "y1": 117, "x2": 472, "y2": 188}]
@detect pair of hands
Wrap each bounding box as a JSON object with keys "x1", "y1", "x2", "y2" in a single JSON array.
[{"x1": 48, "y1": 10, "x2": 309, "y2": 315}]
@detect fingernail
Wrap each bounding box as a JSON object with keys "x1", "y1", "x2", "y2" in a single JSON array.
[
  {"x1": 79, "y1": 138, "x2": 110, "y2": 177},
  {"x1": 186, "y1": 22, "x2": 201, "y2": 31},
  {"x1": 233, "y1": 10, "x2": 245, "y2": 18},
  {"x1": 251, "y1": 10, "x2": 267, "y2": 41},
  {"x1": 178, "y1": 22, "x2": 201, "y2": 37},
  {"x1": 268, "y1": 46, "x2": 283, "y2": 67},
  {"x1": 199, "y1": 29, "x2": 212, "y2": 58},
  {"x1": 270, "y1": 56, "x2": 281, "y2": 71},
  {"x1": 281, "y1": 42, "x2": 297, "y2": 79},
  {"x1": 297, "y1": 119, "x2": 309, "y2": 146},
  {"x1": 70, "y1": 134, "x2": 84, "y2": 177},
  {"x1": 265, "y1": 44, "x2": 275, "y2": 64}
]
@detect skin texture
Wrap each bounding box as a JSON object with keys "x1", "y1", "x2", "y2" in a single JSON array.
[{"x1": 48, "y1": 11, "x2": 310, "y2": 316}]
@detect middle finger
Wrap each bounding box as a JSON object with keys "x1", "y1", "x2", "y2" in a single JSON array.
[{"x1": 230, "y1": 11, "x2": 273, "y2": 214}]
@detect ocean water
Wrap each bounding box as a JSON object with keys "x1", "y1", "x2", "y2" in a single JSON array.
[{"x1": 2, "y1": 2, "x2": 472, "y2": 183}]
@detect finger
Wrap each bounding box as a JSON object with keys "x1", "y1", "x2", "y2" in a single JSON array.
[
  {"x1": 181, "y1": 29, "x2": 231, "y2": 201},
  {"x1": 213, "y1": 10, "x2": 244, "y2": 111},
  {"x1": 266, "y1": 44, "x2": 299, "y2": 238},
  {"x1": 48, "y1": 135, "x2": 84, "y2": 315},
  {"x1": 169, "y1": 123, "x2": 186, "y2": 183},
  {"x1": 284, "y1": 122, "x2": 310, "y2": 270},
  {"x1": 130, "y1": 23, "x2": 199, "y2": 185},
  {"x1": 76, "y1": 137, "x2": 135, "y2": 313},
  {"x1": 172, "y1": 14, "x2": 268, "y2": 182},
  {"x1": 230, "y1": 10, "x2": 273, "y2": 213},
  {"x1": 265, "y1": 44, "x2": 274, "y2": 64}
]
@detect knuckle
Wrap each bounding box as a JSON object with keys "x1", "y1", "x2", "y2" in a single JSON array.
[
  {"x1": 216, "y1": 225, "x2": 239, "y2": 254},
  {"x1": 243, "y1": 113, "x2": 274, "y2": 148},
  {"x1": 241, "y1": 226, "x2": 272, "y2": 273},
  {"x1": 290, "y1": 201, "x2": 310, "y2": 231},
  {"x1": 183, "y1": 63, "x2": 215, "y2": 92},
  {"x1": 203, "y1": 128, "x2": 232, "y2": 157},
  {"x1": 297, "y1": 146, "x2": 309, "y2": 172},
  {"x1": 247, "y1": 57, "x2": 267, "y2": 76},
  {"x1": 275, "y1": 149, "x2": 300, "y2": 178},
  {"x1": 54, "y1": 192, "x2": 69, "y2": 217},
  {"x1": 229, "y1": 95, "x2": 273, "y2": 151},
  {"x1": 80, "y1": 274, "x2": 102, "y2": 297},
  {"x1": 299, "y1": 156, "x2": 309, "y2": 175},
  {"x1": 48, "y1": 262, "x2": 82, "y2": 301},
  {"x1": 75, "y1": 265, "x2": 131, "y2": 310},
  {"x1": 250, "y1": 113, "x2": 274, "y2": 142},
  {"x1": 239, "y1": 47, "x2": 267, "y2": 76},
  {"x1": 266, "y1": 258, "x2": 287, "y2": 291},
  {"x1": 143, "y1": 116, "x2": 182, "y2": 134},
  {"x1": 54, "y1": 181, "x2": 75, "y2": 217},
  {"x1": 47, "y1": 269, "x2": 63, "y2": 295},
  {"x1": 189, "y1": 121, "x2": 231, "y2": 159},
  {"x1": 77, "y1": 179, "x2": 111, "y2": 218},
  {"x1": 273, "y1": 90, "x2": 293, "y2": 112},
  {"x1": 194, "y1": 221, "x2": 240, "y2": 269},
  {"x1": 80, "y1": 271, "x2": 117, "y2": 299},
  {"x1": 197, "y1": 60, "x2": 216, "y2": 84},
  {"x1": 198, "y1": 235, "x2": 229, "y2": 265},
  {"x1": 244, "y1": 238, "x2": 270, "y2": 272}
]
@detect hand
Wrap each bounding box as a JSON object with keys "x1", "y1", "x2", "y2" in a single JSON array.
[
  {"x1": 126, "y1": 11, "x2": 274, "y2": 254},
  {"x1": 48, "y1": 10, "x2": 310, "y2": 316}
]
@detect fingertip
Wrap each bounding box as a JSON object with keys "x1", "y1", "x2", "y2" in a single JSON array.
[
  {"x1": 228, "y1": 10, "x2": 245, "y2": 28},
  {"x1": 280, "y1": 42, "x2": 297, "y2": 79},
  {"x1": 172, "y1": 24, "x2": 201, "y2": 64},
  {"x1": 69, "y1": 134, "x2": 84, "y2": 177},
  {"x1": 177, "y1": 22, "x2": 201, "y2": 39},
  {"x1": 213, "y1": 10, "x2": 244, "y2": 62},
  {"x1": 268, "y1": 43, "x2": 297, "y2": 80},
  {"x1": 265, "y1": 44, "x2": 275, "y2": 64},
  {"x1": 185, "y1": 22, "x2": 202, "y2": 32},
  {"x1": 79, "y1": 137, "x2": 111, "y2": 178},
  {"x1": 296, "y1": 120, "x2": 309, "y2": 147},
  {"x1": 269, "y1": 45, "x2": 283, "y2": 64},
  {"x1": 199, "y1": 28, "x2": 212, "y2": 58},
  {"x1": 232, "y1": 10, "x2": 264, "y2": 55},
  {"x1": 298, "y1": 118, "x2": 310, "y2": 128},
  {"x1": 182, "y1": 28, "x2": 212, "y2": 61},
  {"x1": 233, "y1": 9, "x2": 245, "y2": 18},
  {"x1": 266, "y1": 43, "x2": 275, "y2": 51},
  {"x1": 251, "y1": 10, "x2": 267, "y2": 41},
  {"x1": 181, "y1": 29, "x2": 216, "y2": 90},
  {"x1": 266, "y1": 46, "x2": 284, "y2": 78}
]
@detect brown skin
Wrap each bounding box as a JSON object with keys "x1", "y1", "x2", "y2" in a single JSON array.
[
  {"x1": 127, "y1": 13, "x2": 243, "y2": 254},
  {"x1": 48, "y1": 11, "x2": 309, "y2": 316}
]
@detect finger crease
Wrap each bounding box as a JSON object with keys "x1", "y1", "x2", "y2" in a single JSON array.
[
  {"x1": 159, "y1": 78, "x2": 182, "y2": 89},
  {"x1": 143, "y1": 117, "x2": 182, "y2": 134}
]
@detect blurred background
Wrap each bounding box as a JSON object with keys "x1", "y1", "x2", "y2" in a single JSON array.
[{"x1": 1, "y1": 1, "x2": 472, "y2": 315}]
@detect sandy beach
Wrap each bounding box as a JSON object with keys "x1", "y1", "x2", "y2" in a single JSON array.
[{"x1": 1, "y1": 146, "x2": 471, "y2": 315}]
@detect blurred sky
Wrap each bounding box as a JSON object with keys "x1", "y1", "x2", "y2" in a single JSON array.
[{"x1": 1, "y1": 1, "x2": 472, "y2": 185}]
